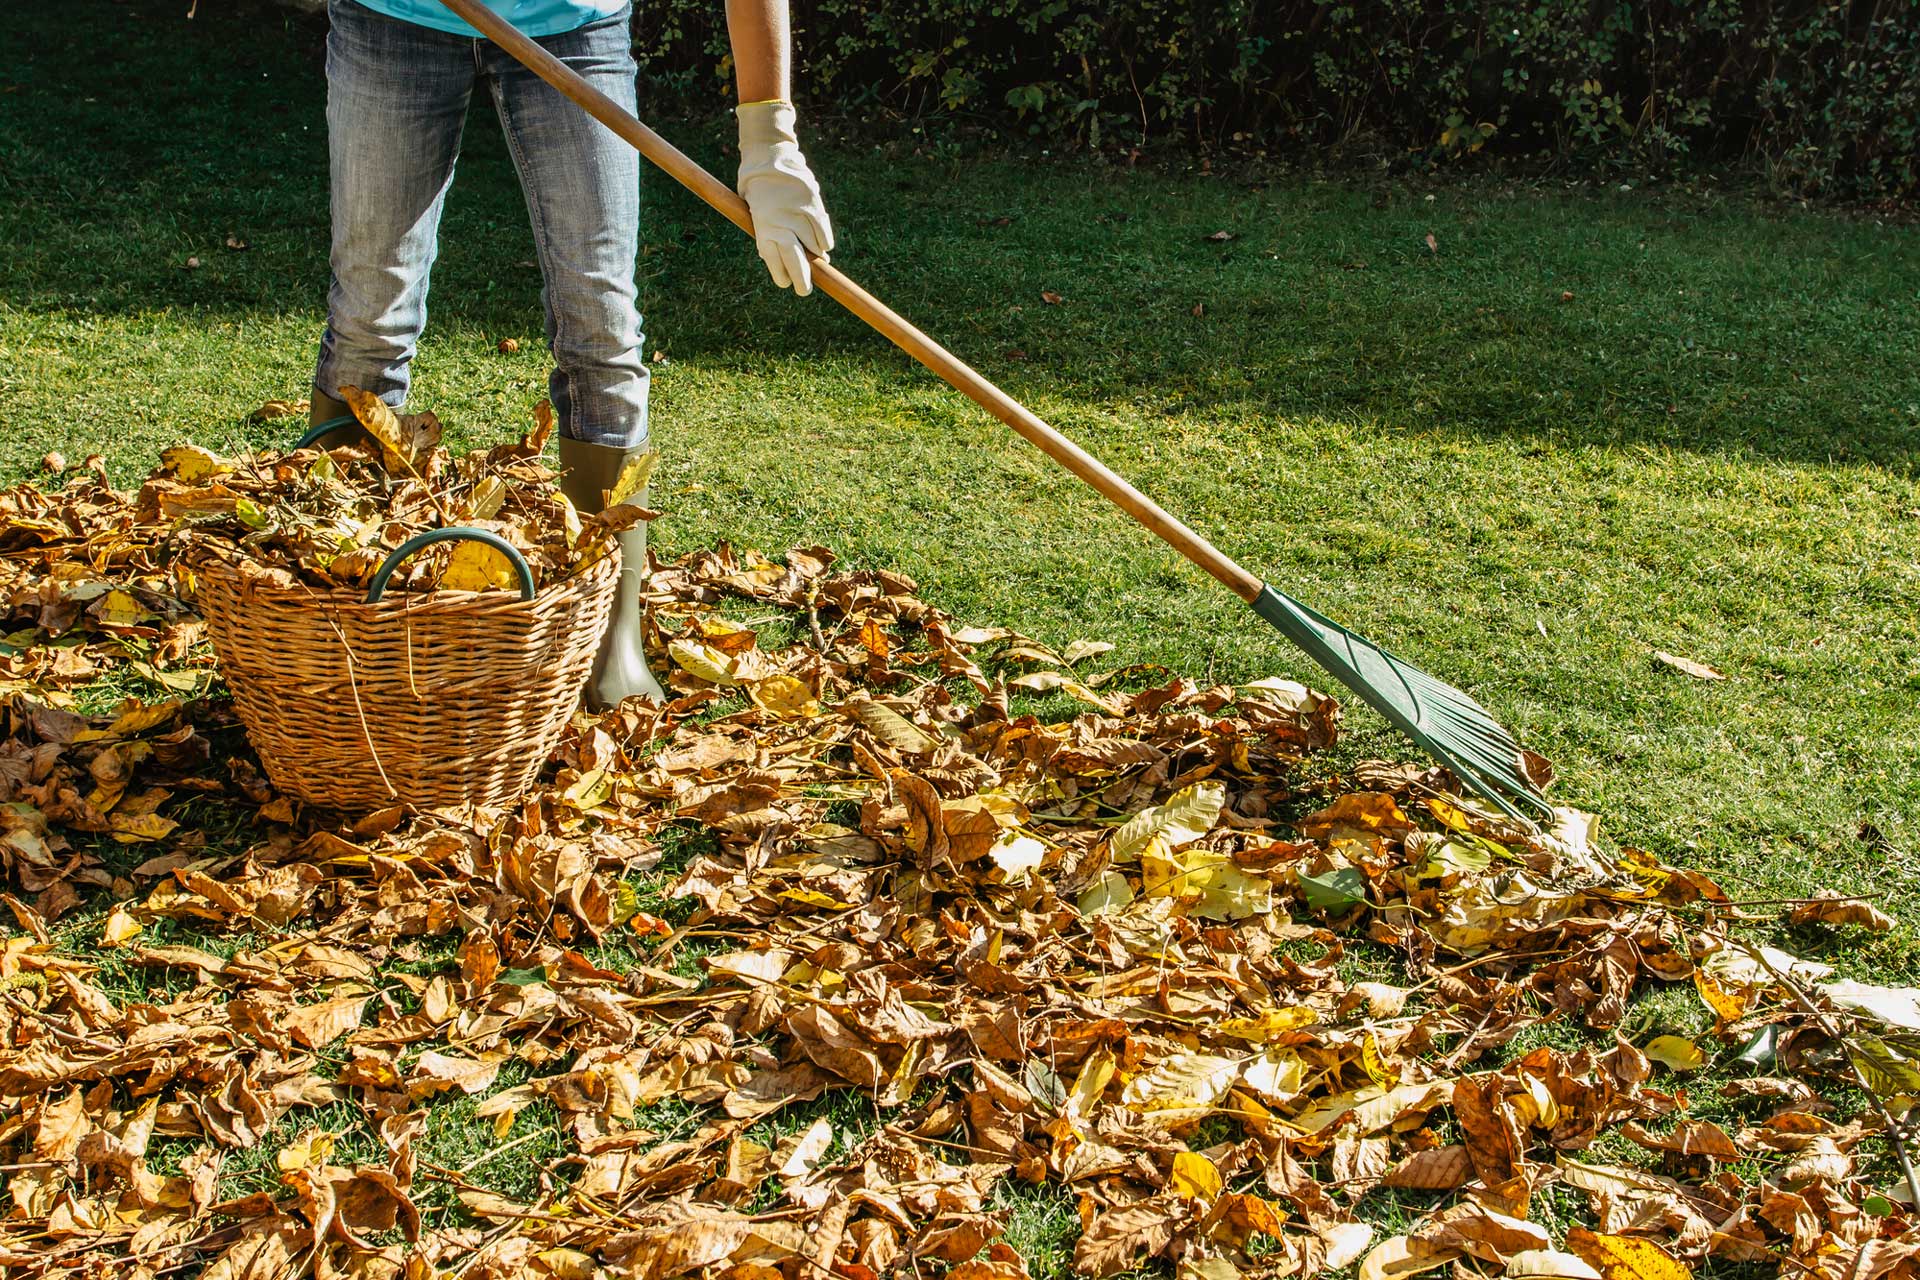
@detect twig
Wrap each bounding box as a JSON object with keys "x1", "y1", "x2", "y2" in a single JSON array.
[
  {"x1": 313, "y1": 600, "x2": 397, "y2": 800},
  {"x1": 804, "y1": 585, "x2": 827, "y2": 652},
  {"x1": 458, "y1": 1122, "x2": 562, "y2": 1176},
  {"x1": 1727, "y1": 932, "x2": 1920, "y2": 1208},
  {"x1": 1718, "y1": 891, "x2": 1888, "y2": 908}
]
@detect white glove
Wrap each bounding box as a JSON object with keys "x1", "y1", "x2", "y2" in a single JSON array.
[{"x1": 736, "y1": 100, "x2": 834, "y2": 296}]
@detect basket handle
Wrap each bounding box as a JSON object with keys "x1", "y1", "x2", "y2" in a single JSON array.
[
  {"x1": 296, "y1": 415, "x2": 360, "y2": 450},
  {"x1": 365, "y1": 528, "x2": 537, "y2": 604}
]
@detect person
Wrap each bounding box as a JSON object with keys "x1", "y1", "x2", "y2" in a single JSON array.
[{"x1": 306, "y1": 0, "x2": 833, "y2": 708}]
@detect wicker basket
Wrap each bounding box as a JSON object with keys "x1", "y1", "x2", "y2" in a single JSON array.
[{"x1": 190, "y1": 528, "x2": 618, "y2": 811}]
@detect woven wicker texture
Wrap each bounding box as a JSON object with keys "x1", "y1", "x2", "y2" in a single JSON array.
[{"x1": 191, "y1": 551, "x2": 618, "y2": 811}]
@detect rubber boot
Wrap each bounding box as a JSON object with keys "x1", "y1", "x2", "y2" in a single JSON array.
[
  {"x1": 558, "y1": 436, "x2": 667, "y2": 710},
  {"x1": 306, "y1": 386, "x2": 373, "y2": 450}
]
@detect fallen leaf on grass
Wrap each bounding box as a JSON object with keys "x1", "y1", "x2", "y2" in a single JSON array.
[
  {"x1": 1787, "y1": 891, "x2": 1894, "y2": 931},
  {"x1": 1360, "y1": 1235, "x2": 1459, "y2": 1280},
  {"x1": 1651, "y1": 651, "x2": 1724, "y2": 680},
  {"x1": 1642, "y1": 1035, "x2": 1706, "y2": 1072}
]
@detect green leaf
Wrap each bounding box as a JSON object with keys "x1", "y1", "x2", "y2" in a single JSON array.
[
  {"x1": 1298, "y1": 867, "x2": 1367, "y2": 914},
  {"x1": 1024, "y1": 1059, "x2": 1067, "y2": 1113},
  {"x1": 1077, "y1": 868, "x2": 1135, "y2": 917},
  {"x1": 1865, "y1": 1195, "x2": 1896, "y2": 1216},
  {"x1": 1735, "y1": 1025, "x2": 1778, "y2": 1070},
  {"x1": 497, "y1": 966, "x2": 549, "y2": 988},
  {"x1": 234, "y1": 497, "x2": 269, "y2": 530},
  {"x1": 1414, "y1": 838, "x2": 1492, "y2": 879},
  {"x1": 1846, "y1": 1032, "x2": 1920, "y2": 1098}
]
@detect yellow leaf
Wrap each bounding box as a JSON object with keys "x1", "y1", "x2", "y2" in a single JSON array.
[
  {"x1": 555, "y1": 490, "x2": 584, "y2": 546},
  {"x1": 1113, "y1": 782, "x2": 1224, "y2": 864},
  {"x1": 669, "y1": 638, "x2": 742, "y2": 686},
  {"x1": 1005, "y1": 669, "x2": 1121, "y2": 712},
  {"x1": 1614, "y1": 847, "x2": 1673, "y2": 897},
  {"x1": 1187, "y1": 861, "x2": 1272, "y2": 921},
  {"x1": 440, "y1": 539, "x2": 523, "y2": 592},
  {"x1": 1076, "y1": 869, "x2": 1135, "y2": 917},
  {"x1": 1642, "y1": 1035, "x2": 1705, "y2": 1072},
  {"x1": 1120, "y1": 1052, "x2": 1241, "y2": 1118},
  {"x1": 750, "y1": 675, "x2": 819, "y2": 719},
  {"x1": 843, "y1": 696, "x2": 939, "y2": 754},
  {"x1": 160, "y1": 444, "x2": 233, "y2": 483},
  {"x1": 561, "y1": 768, "x2": 612, "y2": 810},
  {"x1": 467, "y1": 476, "x2": 508, "y2": 520},
  {"x1": 1067, "y1": 1045, "x2": 1116, "y2": 1120},
  {"x1": 1238, "y1": 1048, "x2": 1308, "y2": 1104},
  {"x1": 1171, "y1": 1151, "x2": 1223, "y2": 1201},
  {"x1": 602, "y1": 450, "x2": 658, "y2": 508},
  {"x1": 340, "y1": 385, "x2": 414, "y2": 470},
  {"x1": 775, "y1": 1116, "x2": 834, "y2": 1178},
  {"x1": 100, "y1": 907, "x2": 142, "y2": 947},
  {"x1": 103, "y1": 701, "x2": 180, "y2": 737},
  {"x1": 778, "y1": 887, "x2": 853, "y2": 909},
  {"x1": 276, "y1": 1128, "x2": 336, "y2": 1173},
  {"x1": 1131, "y1": 783, "x2": 1262, "y2": 920},
  {"x1": 94, "y1": 589, "x2": 150, "y2": 628},
  {"x1": 1565, "y1": 1228, "x2": 1692, "y2": 1280},
  {"x1": 1361, "y1": 1033, "x2": 1398, "y2": 1087},
  {"x1": 1216, "y1": 1007, "x2": 1318, "y2": 1043},
  {"x1": 1179, "y1": 1258, "x2": 1242, "y2": 1280},
  {"x1": 109, "y1": 812, "x2": 178, "y2": 843}
]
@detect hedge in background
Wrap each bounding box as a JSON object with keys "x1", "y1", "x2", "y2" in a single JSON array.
[{"x1": 633, "y1": 0, "x2": 1918, "y2": 199}]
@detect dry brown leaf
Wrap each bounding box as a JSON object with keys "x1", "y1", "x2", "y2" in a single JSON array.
[
  {"x1": 1786, "y1": 891, "x2": 1894, "y2": 931},
  {"x1": 1383, "y1": 1144, "x2": 1471, "y2": 1190},
  {"x1": 283, "y1": 994, "x2": 372, "y2": 1049},
  {"x1": 1651, "y1": 650, "x2": 1724, "y2": 681}
]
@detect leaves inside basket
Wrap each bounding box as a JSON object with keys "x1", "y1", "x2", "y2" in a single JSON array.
[{"x1": 148, "y1": 397, "x2": 655, "y2": 596}]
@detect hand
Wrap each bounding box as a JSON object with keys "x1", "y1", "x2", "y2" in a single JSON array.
[{"x1": 736, "y1": 100, "x2": 834, "y2": 296}]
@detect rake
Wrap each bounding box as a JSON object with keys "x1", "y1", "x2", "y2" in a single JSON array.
[{"x1": 440, "y1": 0, "x2": 1556, "y2": 828}]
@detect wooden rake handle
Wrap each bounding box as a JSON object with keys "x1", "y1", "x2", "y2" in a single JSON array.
[{"x1": 440, "y1": 0, "x2": 1265, "y2": 603}]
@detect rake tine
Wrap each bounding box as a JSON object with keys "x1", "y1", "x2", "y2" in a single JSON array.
[
  {"x1": 441, "y1": 0, "x2": 1555, "y2": 827},
  {"x1": 1251, "y1": 585, "x2": 1554, "y2": 827}
]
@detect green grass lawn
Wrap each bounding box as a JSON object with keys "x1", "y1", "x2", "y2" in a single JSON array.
[{"x1": 5, "y1": 0, "x2": 1920, "y2": 1265}]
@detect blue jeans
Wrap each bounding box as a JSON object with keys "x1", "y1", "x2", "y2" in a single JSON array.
[{"x1": 315, "y1": 0, "x2": 648, "y2": 449}]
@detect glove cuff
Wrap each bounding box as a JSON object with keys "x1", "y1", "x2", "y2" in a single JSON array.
[{"x1": 737, "y1": 99, "x2": 800, "y2": 153}]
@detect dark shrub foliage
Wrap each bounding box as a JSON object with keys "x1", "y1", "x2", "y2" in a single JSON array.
[{"x1": 634, "y1": 0, "x2": 1918, "y2": 198}]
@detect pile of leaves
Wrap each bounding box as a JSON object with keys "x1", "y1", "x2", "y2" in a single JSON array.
[
  {"x1": 4, "y1": 453, "x2": 1920, "y2": 1280},
  {"x1": 150, "y1": 387, "x2": 653, "y2": 597}
]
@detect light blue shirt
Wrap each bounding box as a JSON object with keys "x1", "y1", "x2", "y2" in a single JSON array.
[{"x1": 353, "y1": 0, "x2": 624, "y2": 38}]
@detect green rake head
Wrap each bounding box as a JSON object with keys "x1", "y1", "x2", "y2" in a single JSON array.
[{"x1": 1250, "y1": 585, "x2": 1555, "y2": 828}]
